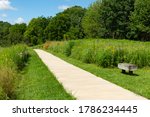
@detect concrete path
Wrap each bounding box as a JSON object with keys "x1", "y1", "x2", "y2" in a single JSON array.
[{"x1": 34, "y1": 49, "x2": 146, "y2": 100}]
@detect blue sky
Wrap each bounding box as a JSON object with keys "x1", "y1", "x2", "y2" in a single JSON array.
[{"x1": 0, "y1": 0, "x2": 96, "y2": 24}]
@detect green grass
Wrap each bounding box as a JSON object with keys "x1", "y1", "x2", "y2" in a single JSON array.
[
  {"x1": 16, "y1": 50, "x2": 75, "y2": 100},
  {"x1": 47, "y1": 51, "x2": 150, "y2": 99},
  {"x1": 0, "y1": 45, "x2": 29, "y2": 99},
  {"x1": 46, "y1": 39, "x2": 150, "y2": 68},
  {"x1": 44, "y1": 39, "x2": 150, "y2": 99}
]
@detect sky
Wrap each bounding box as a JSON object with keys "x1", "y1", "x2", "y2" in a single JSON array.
[{"x1": 0, "y1": 0, "x2": 96, "y2": 24}]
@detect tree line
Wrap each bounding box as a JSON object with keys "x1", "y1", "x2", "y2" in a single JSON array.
[
  {"x1": 0, "y1": 0, "x2": 150, "y2": 47},
  {"x1": 82, "y1": 0, "x2": 150, "y2": 41}
]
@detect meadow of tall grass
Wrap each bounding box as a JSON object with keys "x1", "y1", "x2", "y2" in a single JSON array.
[
  {"x1": 45, "y1": 39, "x2": 150, "y2": 68},
  {"x1": 0, "y1": 45, "x2": 29, "y2": 99},
  {"x1": 43, "y1": 39, "x2": 150, "y2": 99}
]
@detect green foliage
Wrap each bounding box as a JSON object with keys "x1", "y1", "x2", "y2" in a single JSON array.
[
  {"x1": 82, "y1": 0, "x2": 103, "y2": 38},
  {"x1": 14, "y1": 47, "x2": 30, "y2": 70},
  {"x1": 0, "y1": 45, "x2": 30, "y2": 70},
  {"x1": 81, "y1": 48, "x2": 95, "y2": 63},
  {"x1": 45, "y1": 14, "x2": 71, "y2": 41},
  {"x1": 45, "y1": 6, "x2": 86, "y2": 41},
  {"x1": 95, "y1": 46, "x2": 127, "y2": 67},
  {"x1": 45, "y1": 51, "x2": 150, "y2": 99},
  {"x1": 0, "y1": 87, "x2": 5, "y2": 100},
  {"x1": 0, "y1": 21, "x2": 11, "y2": 46},
  {"x1": 0, "y1": 45, "x2": 30, "y2": 99},
  {"x1": 0, "y1": 22, "x2": 27, "y2": 46},
  {"x1": 129, "y1": 0, "x2": 150, "y2": 41},
  {"x1": 47, "y1": 39, "x2": 150, "y2": 68},
  {"x1": 16, "y1": 50, "x2": 75, "y2": 100},
  {"x1": 0, "y1": 67, "x2": 17, "y2": 99},
  {"x1": 82, "y1": 0, "x2": 135, "y2": 39},
  {"x1": 63, "y1": 6, "x2": 86, "y2": 39},
  {"x1": 63, "y1": 41, "x2": 75, "y2": 56},
  {"x1": 1, "y1": 1, "x2": 150, "y2": 46},
  {"x1": 8, "y1": 23, "x2": 27, "y2": 45},
  {"x1": 104, "y1": 0, "x2": 134, "y2": 38},
  {"x1": 24, "y1": 17, "x2": 49, "y2": 45}
]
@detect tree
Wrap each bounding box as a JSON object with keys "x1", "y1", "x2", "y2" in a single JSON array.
[
  {"x1": 8, "y1": 23, "x2": 27, "y2": 44},
  {"x1": 45, "y1": 6, "x2": 86, "y2": 41},
  {"x1": 0, "y1": 21, "x2": 11, "y2": 46},
  {"x1": 24, "y1": 16, "x2": 49, "y2": 45},
  {"x1": 104, "y1": 0, "x2": 134, "y2": 39},
  {"x1": 129, "y1": 0, "x2": 150, "y2": 41},
  {"x1": 63, "y1": 6, "x2": 86, "y2": 39},
  {"x1": 82, "y1": 0, "x2": 135, "y2": 39},
  {"x1": 45, "y1": 13, "x2": 70, "y2": 41},
  {"x1": 82, "y1": 0, "x2": 103, "y2": 38}
]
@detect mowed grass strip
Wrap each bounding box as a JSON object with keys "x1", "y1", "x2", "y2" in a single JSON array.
[
  {"x1": 47, "y1": 51, "x2": 150, "y2": 99},
  {"x1": 16, "y1": 50, "x2": 75, "y2": 100}
]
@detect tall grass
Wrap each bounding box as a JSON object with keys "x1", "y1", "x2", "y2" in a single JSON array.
[
  {"x1": 46, "y1": 39, "x2": 150, "y2": 68},
  {"x1": 0, "y1": 45, "x2": 29, "y2": 99},
  {"x1": 0, "y1": 67, "x2": 17, "y2": 99}
]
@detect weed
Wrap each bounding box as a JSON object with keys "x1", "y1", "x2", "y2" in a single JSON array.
[
  {"x1": 47, "y1": 39, "x2": 150, "y2": 68},
  {"x1": 0, "y1": 67, "x2": 17, "y2": 99},
  {"x1": 0, "y1": 44, "x2": 30, "y2": 99},
  {"x1": 63, "y1": 41, "x2": 75, "y2": 56}
]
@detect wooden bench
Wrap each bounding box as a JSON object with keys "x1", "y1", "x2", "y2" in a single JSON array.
[{"x1": 118, "y1": 63, "x2": 138, "y2": 75}]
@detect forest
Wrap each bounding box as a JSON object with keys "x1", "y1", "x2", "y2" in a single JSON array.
[{"x1": 0, "y1": 0, "x2": 150, "y2": 47}]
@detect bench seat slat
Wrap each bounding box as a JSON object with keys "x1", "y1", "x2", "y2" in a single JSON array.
[{"x1": 118, "y1": 63, "x2": 138, "y2": 71}]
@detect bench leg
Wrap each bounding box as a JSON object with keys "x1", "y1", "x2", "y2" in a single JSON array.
[
  {"x1": 122, "y1": 70, "x2": 126, "y2": 73},
  {"x1": 129, "y1": 71, "x2": 133, "y2": 75}
]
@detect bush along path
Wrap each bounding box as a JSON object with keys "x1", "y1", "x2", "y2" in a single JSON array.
[{"x1": 34, "y1": 49, "x2": 147, "y2": 100}]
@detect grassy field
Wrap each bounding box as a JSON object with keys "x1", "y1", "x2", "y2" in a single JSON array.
[
  {"x1": 16, "y1": 49, "x2": 75, "y2": 100},
  {"x1": 44, "y1": 39, "x2": 150, "y2": 68},
  {"x1": 0, "y1": 45, "x2": 74, "y2": 100},
  {"x1": 44, "y1": 39, "x2": 150, "y2": 99},
  {"x1": 0, "y1": 45, "x2": 29, "y2": 99}
]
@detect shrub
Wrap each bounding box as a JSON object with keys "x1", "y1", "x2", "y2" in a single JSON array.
[
  {"x1": 127, "y1": 49, "x2": 150, "y2": 68},
  {"x1": 98, "y1": 48, "x2": 112, "y2": 67},
  {"x1": 0, "y1": 67, "x2": 17, "y2": 99},
  {"x1": 16, "y1": 49, "x2": 30, "y2": 70},
  {"x1": 71, "y1": 46, "x2": 83, "y2": 60},
  {"x1": 46, "y1": 41, "x2": 64, "y2": 54},
  {"x1": 0, "y1": 45, "x2": 30, "y2": 70},
  {"x1": 0, "y1": 44, "x2": 30, "y2": 99},
  {"x1": 0, "y1": 87, "x2": 5, "y2": 100},
  {"x1": 81, "y1": 48, "x2": 95, "y2": 63},
  {"x1": 63, "y1": 41, "x2": 75, "y2": 56},
  {"x1": 43, "y1": 41, "x2": 51, "y2": 50},
  {"x1": 96, "y1": 46, "x2": 132, "y2": 67}
]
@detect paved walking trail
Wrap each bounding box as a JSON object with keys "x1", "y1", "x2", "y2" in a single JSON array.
[{"x1": 34, "y1": 49, "x2": 146, "y2": 100}]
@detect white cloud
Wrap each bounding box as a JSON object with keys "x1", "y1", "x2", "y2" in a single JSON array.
[
  {"x1": 0, "y1": 0, "x2": 16, "y2": 10},
  {"x1": 0, "y1": 13, "x2": 7, "y2": 17},
  {"x1": 15, "y1": 17, "x2": 25, "y2": 24},
  {"x1": 58, "y1": 5, "x2": 71, "y2": 10}
]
